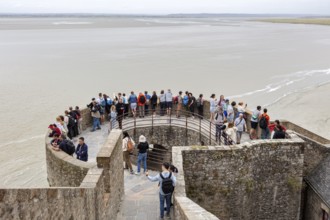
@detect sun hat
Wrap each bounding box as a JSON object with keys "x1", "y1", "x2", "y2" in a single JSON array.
[{"x1": 139, "y1": 135, "x2": 146, "y2": 143}]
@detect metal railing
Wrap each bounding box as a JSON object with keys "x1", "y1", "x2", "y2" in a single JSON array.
[{"x1": 112, "y1": 108, "x2": 234, "y2": 146}]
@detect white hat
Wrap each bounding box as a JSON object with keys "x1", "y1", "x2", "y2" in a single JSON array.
[{"x1": 139, "y1": 135, "x2": 146, "y2": 143}]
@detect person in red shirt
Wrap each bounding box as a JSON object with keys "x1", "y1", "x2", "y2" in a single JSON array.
[
  {"x1": 137, "y1": 93, "x2": 146, "y2": 118},
  {"x1": 259, "y1": 108, "x2": 270, "y2": 139},
  {"x1": 48, "y1": 124, "x2": 61, "y2": 138}
]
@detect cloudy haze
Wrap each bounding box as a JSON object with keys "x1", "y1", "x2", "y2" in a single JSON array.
[{"x1": 1, "y1": 0, "x2": 330, "y2": 15}]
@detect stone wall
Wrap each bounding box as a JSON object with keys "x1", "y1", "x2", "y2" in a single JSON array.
[
  {"x1": 180, "y1": 133, "x2": 305, "y2": 220},
  {"x1": 45, "y1": 140, "x2": 95, "y2": 187},
  {"x1": 0, "y1": 130, "x2": 124, "y2": 220}
]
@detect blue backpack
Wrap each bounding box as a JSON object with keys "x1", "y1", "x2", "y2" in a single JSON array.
[
  {"x1": 107, "y1": 98, "x2": 113, "y2": 106},
  {"x1": 183, "y1": 95, "x2": 189, "y2": 106}
]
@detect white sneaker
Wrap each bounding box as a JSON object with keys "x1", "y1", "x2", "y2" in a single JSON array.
[{"x1": 135, "y1": 172, "x2": 140, "y2": 175}]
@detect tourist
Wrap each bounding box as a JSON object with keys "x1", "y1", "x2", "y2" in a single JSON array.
[
  {"x1": 51, "y1": 134, "x2": 75, "y2": 156},
  {"x1": 188, "y1": 93, "x2": 196, "y2": 118},
  {"x1": 75, "y1": 106, "x2": 83, "y2": 134},
  {"x1": 273, "y1": 124, "x2": 286, "y2": 139},
  {"x1": 90, "y1": 100, "x2": 101, "y2": 132},
  {"x1": 197, "y1": 94, "x2": 204, "y2": 118},
  {"x1": 76, "y1": 137, "x2": 88, "y2": 162},
  {"x1": 236, "y1": 102, "x2": 247, "y2": 119},
  {"x1": 210, "y1": 94, "x2": 217, "y2": 121},
  {"x1": 55, "y1": 116, "x2": 67, "y2": 136},
  {"x1": 250, "y1": 106, "x2": 262, "y2": 140},
  {"x1": 145, "y1": 91, "x2": 151, "y2": 116},
  {"x1": 225, "y1": 122, "x2": 237, "y2": 145},
  {"x1": 48, "y1": 124, "x2": 61, "y2": 138},
  {"x1": 135, "y1": 135, "x2": 149, "y2": 175},
  {"x1": 50, "y1": 133, "x2": 61, "y2": 146},
  {"x1": 227, "y1": 101, "x2": 236, "y2": 123},
  {"x1": 150, "y1": 91, "x2": 158, "y2": 116},
  {"x1": 165, "y1": 89, "x2": 173, "y2": 116},
  {"x1": 223, "y1": 99, "x2": 229, "y2": 118},
  {"x1": 218, "y1": 95, "x2": 226, "y2": 109},
  {"x1": 122, "y1": 93, "x2": 129, "y2": 117},
  {"x1": 128, "y1": 91, "x2": 138, "y2": 118},
  {"x1": 159, "y1": 90, "x2": 166, "y2": 116},
  {"x1": 259, "y1": 108, "x2": 270, "y2": 139},
  {"x1": 176, "y1": 91, "x2": 183, "y2": 118},
  {"x1": 109, "y1": 105, "x2": 117, "y2": 131},
  {"x1": 234, "y1": 113, "x2": 247, "y2": 144},
  {"x1": 183, "y1": 91, "x2": 189, "y2": 111},
  {"x1": 269, "y1": 120, "x2": 287, "y2": 139},
  {"x1": 64, "y1": 110, "x2": 77, "y2": 139},
  {"x1": 116, "y1": 98, "x2": 125, "y2": 129},
  {"x1": 146, "y1": 162, "x2": 176, "y2": 219},
  {"x1": 69, "y1": 107, "x2": 80, "y2": 136},
  {"x1": 103, "y1": 94, "x2": 111, "y2": 115},
  {"x1": 137, "y1": 92, "x2": 146, "y2": 118},
  {"x1": 214, "y1": 107, "x2": 225, "y2": 143},
  {"x1": 96, "y1": 93, "x2": 105, "y2": 123},
  {"x1": 122, "y1": 132, "x2": 134, "y2": 174}
]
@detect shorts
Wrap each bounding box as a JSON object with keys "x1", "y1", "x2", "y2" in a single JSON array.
[
  {"x1": 251, "y1": 121, "x2": 258, "y2": 129},
  {"x1": 166, "y1": 102, "x2": 173, "y2": 109},
  {"x1": 210, "y1": 107, "x2": 216, "y2": 113},
  {"x1": 130, "y1": 103, "x2": 137, "y2": 111},
  {"x1": 224, "y1": 111, "x2": 228, "y2": 117}
]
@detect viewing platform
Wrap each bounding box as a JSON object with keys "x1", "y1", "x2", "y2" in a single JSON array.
[{"x1": 1, "y1": 100, "x2": 330, "y2": 220}]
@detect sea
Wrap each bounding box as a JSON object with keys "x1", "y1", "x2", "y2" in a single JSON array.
[{"x1": 1, "y1": 15, "x2": 330, "y2": 187}]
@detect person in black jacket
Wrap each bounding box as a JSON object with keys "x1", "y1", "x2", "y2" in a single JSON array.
[
  {"x1": 135, "y1": 135, "x2": 149, "y2": 175},
  {"x1": 116, "y1": 98, "x2": 125, "y2": 129},
  {"x1": 76, "y1": 137, "x2": 88, "y2": 162}
]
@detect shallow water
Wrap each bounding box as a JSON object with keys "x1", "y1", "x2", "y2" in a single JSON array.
[{"x1": 0, "y1": 17, "x2": 330, "y2": 187}]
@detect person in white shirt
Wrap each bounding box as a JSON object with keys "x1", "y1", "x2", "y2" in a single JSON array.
[
  {"x1": 209, "y1": 94, "x2": 217, "y2": 121},
  {"x1": 250, "y1": 106, "x2": 262, "y2": 140},
  {"x1": 227, "y1": 101, "x2": 236, "y2": 123},
  {"x1": 122, "y1": 132, "x2": 135, "y2": 174},
  {"x1": 165, "y1": 89, "x2": 173, "y2": 116},
  {"x1": 225, "y1": 122, "x2": 237, "y2": 145}
]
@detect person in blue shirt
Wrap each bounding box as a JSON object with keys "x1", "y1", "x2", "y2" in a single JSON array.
[
  {"x1": 144, "y1": 91, "x2": 151, "y2": 116},
  {"x1": 128, "y1": 91, "x2": 138, "y2": 118},
  {"x1": 76, "y1": 137, "x2": 88, "y2": 162},
  {"x1": 146, "y1": 162, "x2": 176, "y2": 219}
]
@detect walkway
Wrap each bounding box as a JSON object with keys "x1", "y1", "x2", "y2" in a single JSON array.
[{"x1": 116, "y1": 167, "x2": 171, "y2": 220}]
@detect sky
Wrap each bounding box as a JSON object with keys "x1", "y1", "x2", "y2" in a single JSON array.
[{"x1": 0, "y1": 0, "x2": 330, "y2": 15}]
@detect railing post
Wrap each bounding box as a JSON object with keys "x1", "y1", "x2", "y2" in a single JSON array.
[
  {"x1": 209, "y1": 121, "x2": 212, "y2": 145},
  {"x1": 186, "y1": 115, "x2": 188, "y2": 146},
  {"x1": 134, "y1": 116, "x2": 136, "y2": 136},
  {"x1": 199, "y1": 118, "x2": 202, "y2": 144},
  {"x1": 152, "y1": 112, "x2": 154, "y2": 135}
]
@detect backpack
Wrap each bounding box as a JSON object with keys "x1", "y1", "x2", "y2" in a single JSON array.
[
  {"x1": 160, "y1": 172, "x2": 174, "y2": 195},
  {"x1": 67, "y1": 116, "x2": 76, "y2": 127},
  {"x1": 127, "y1": 138, "x2": 134, "y2": 153},
  {"x1": 259, "y1": 115, "x2": 268, "y2": 129},
  {"x1": 64, "y1": 140, "x2": 76, "y2": 155},
  {"x1": 107, "y1": 98, "x2": 113, "y2": 106},
  {"x1": 183, "y1": 96, "x2": 189, "y2": 106},
  {"x1": 173, "y1": 96, "x2": 178, "y2": 105},
  {"x1": 196, "y1": 98, "x2": 202, "y2": 107},
  {"x1": 139, "y1": 96, "x2": 146, "y2": 104}
]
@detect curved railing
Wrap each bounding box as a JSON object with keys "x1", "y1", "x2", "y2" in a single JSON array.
[{"x1": 113, "y1": 109, "x2": 234, "y2": 146}]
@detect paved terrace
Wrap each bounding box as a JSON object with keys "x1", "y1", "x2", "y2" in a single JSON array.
[{"x1": 70, "y1": 114, "x2": 251, "y2": 219}]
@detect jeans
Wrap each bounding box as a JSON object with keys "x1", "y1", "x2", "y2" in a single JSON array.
[
  {"x1": 110, "y1": 119, "x2": 116, "y2": 130},
  {"x1": 160, "y1": 102, "x2": 166, "y2": 116},
  {"x1": 236, "y1": 131, "x2": 243, "y2": 143},
  {"x1": 215, "y1": 124, "x2": 222, "y2": 142},
  {"x1": 137, "y1": 153, "x2": 147, "y2": 173},
  {"x1": 261, "y1": 127, "x2": 270, "y2": 139},
  {"x1": 160, "y1": 193, "x2": 172, "y2": 218},
  {"x1": 145, "y1": 104, "x2": 149, "y2": 115},
  {"x1": 92, "y1": 117, "x2": 101, "y2": 131}
]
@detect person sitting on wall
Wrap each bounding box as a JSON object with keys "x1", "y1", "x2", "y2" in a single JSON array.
[
  {"x1": 48, "y1": 124, "x2": 61, "y2": 138},
  {"x1": 50, "y1": 133, "x2": 61, "y2": 147},
  {"x1": 51, "y1": 134, "x2": 75, "y2": 156},
  {"x1": 76, "y1": 137, "x2": 88, "y2": 162},
  {"x1": 273, "y1": 124, "x2": 286, "y2": 139}
]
